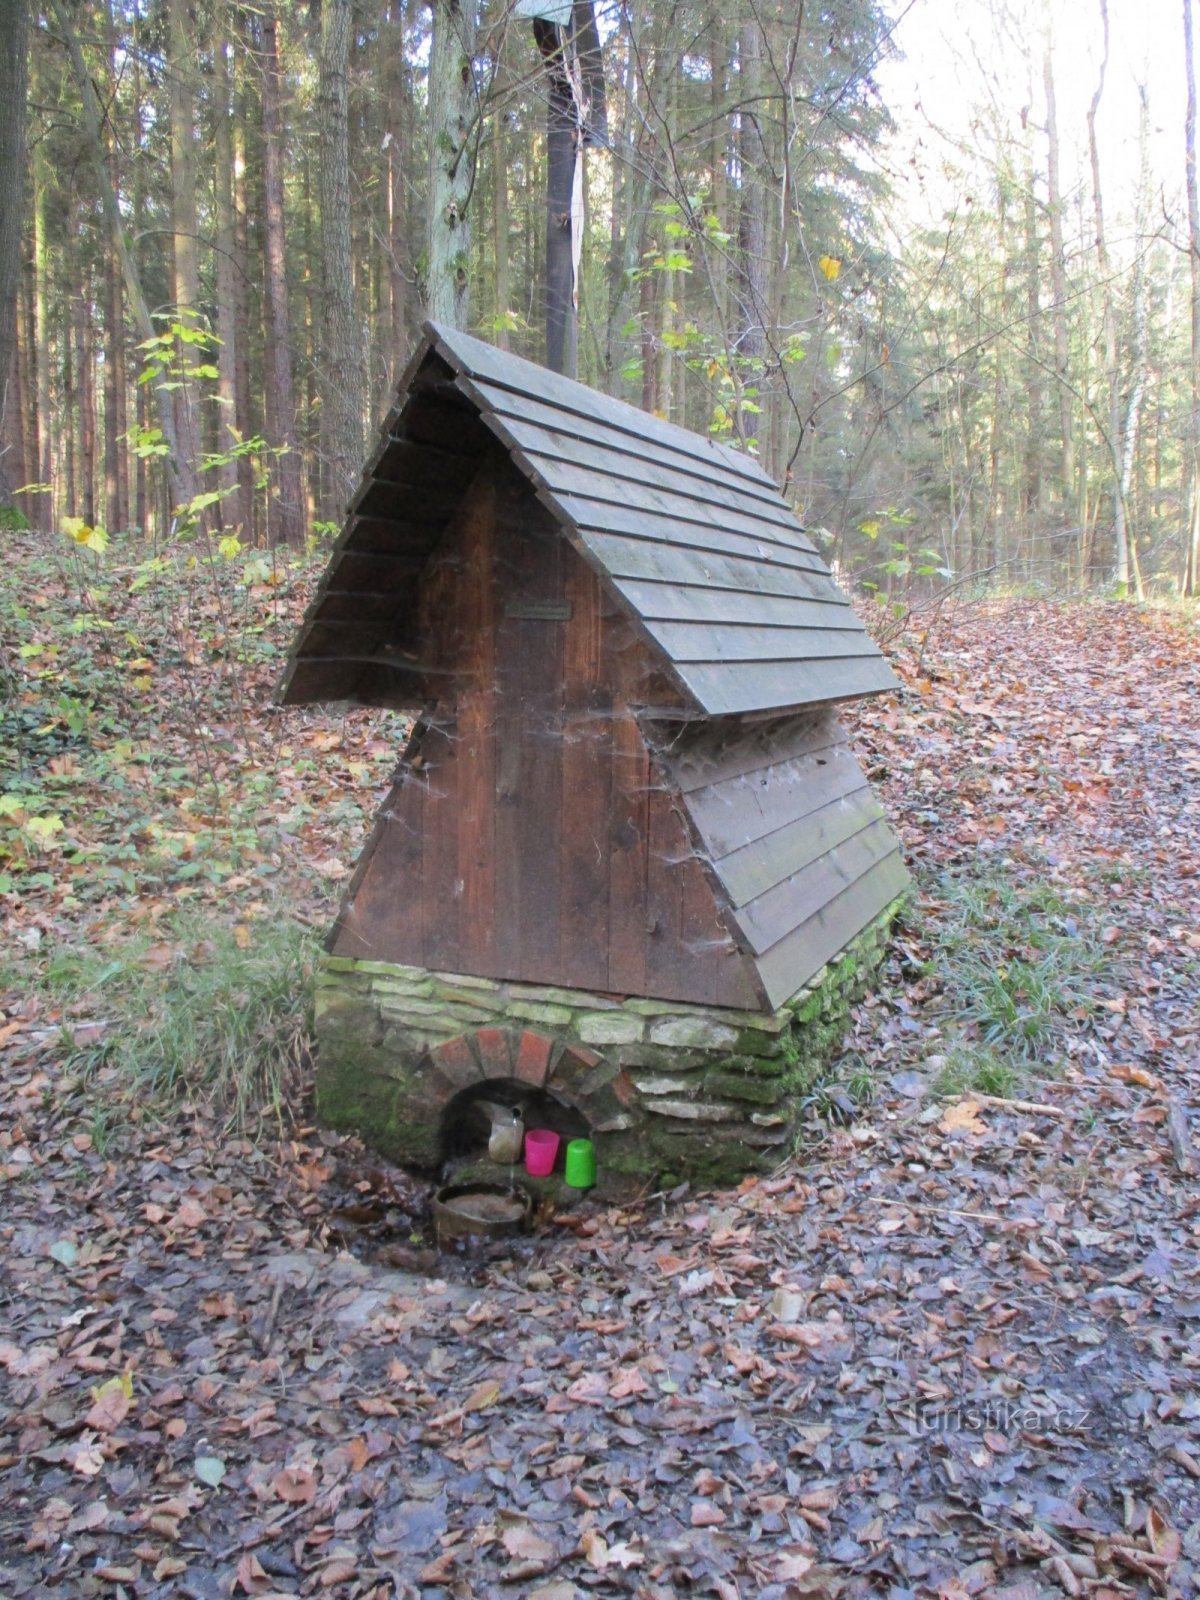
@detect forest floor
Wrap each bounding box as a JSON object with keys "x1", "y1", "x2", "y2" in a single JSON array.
[{"x1": 1, "y1": 539, "x2": 1199, "y2": 1599}]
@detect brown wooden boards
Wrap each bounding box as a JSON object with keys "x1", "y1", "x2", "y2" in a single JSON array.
[
  {"x1": 289, "y1": 325, "x2": 907, "y2": 1015},
  {"x1": 330, "y1": 451, "x2": 764, "y2": 1007},
  {"x1": 280, "y1": 325, "x2": 901, "y2": 721},
  {"x1": 476, "y1": 406, "x2": 816, "y2": 546}
]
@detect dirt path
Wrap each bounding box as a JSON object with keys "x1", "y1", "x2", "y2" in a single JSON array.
[{"x1": 2, "y1": 599, "x2": 1198, "y2": 1599}]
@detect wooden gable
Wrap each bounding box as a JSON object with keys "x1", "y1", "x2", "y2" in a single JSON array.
[
  {"x1": 281, "y1": 326, "x2": 908, "y2": 1011},
  {"x1": 328, "y1": 448, "x2": 762, "y2": 1007},
  {"x1": 280, "y1": 322, "x2": 899, "y2": 717}
]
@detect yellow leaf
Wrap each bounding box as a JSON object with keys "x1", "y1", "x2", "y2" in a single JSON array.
[
  {"x1": 63, "y1": 517, "x2": 109, "y2": 553},
  {"x1": 463, "y1": 1379, "x2": 501, "y2": 1413},
  {"x1": 941, "y1": 1100, "x2": 985, "y2": 1135},
  {"x1": 89, "y1": 1371, "x2": 135, "y2": 1404},
  {"x1": 818, "y1": 254, "x2": 842, "y2": 281}
]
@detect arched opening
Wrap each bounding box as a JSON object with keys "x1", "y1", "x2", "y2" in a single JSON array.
[{"x1": 439, "y1": 1076, "x2": 591, "y2": 1170}]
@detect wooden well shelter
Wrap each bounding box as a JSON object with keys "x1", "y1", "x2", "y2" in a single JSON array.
[{"x1": 280, "y1": 323, "x2": 908, "y2": 1187}]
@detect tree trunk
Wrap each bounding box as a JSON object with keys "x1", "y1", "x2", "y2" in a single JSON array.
[
  {"x1": 17, "y1": 248, "x2": 36, "y2": 509},
  {"x1": 986, "y1": 187, "x2": 1009, "y2": 571},
  {"x1": 1087, "y1": 0, "x2": 1130, "y2": 589},
  {"x1": 1021, "y1": 164, "x2": 1043, "y2": 569},
  {"x1": 52, "y1": 0, "x2": 195, "y2": 512},
  {"x1": 735, "y1": 24, "x2": 767, "y2": 444},
  {"x1": 32, "y1": 129, "x2": 52, "y2": 511},
  {"x1": 231, "y1": 62, "x2": 256, "y2": 543},
  {"x1": 168, "y1": 0, "x2": 202, "y2": 473},
  {"x1": 493, "y1": 101, "x2": 510, "y2": 349},
  {"x1": 102, "y1": 1, "x2": 128, "y2": 534},
  {"x1": 427, "y1": 0, "x2": 476, "y2": 328},
  {"x1": 385, "y1": 0, "x2": 408, "y2": 382},
  {"x1": 0, "y1": 0, "x2": 30, "y2": 501},
  {"x1": 536, "y1": 18, "x2": 577, "y2": 375},
  {"x1": 213, "y1": 33, "x2": 248, "y2": 537},
  {"x1": 318, "y1": 0, "x2": 363, "y2": 522},
  {"x1": 74, "y1": 289, "x2": 95, "y2": 527},
  {"x1": 1185, "y1": 0, "x2": 1200, "y2": 595},
  {"x1": 1043, "y1": 44, "x2": 1076, "y2": 528},
  {"x1": 9, "y1": 303, "x2": 29, "y2": 504},
  {"x1": 260, "y1": 1, "x2": 305, "y2": 548}
]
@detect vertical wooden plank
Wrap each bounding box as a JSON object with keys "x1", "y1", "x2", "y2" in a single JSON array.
[
  {"x1": 643, "y1": 783, "x2": 686, "y2": 1000},
  {"x1": 678, "y1": 844, "x2": 762, "y2": 1009},
  {"x1": 559, "y1": 551, "x2": 612, "y2": 991},
  {"x1": 605, "y1": 608, "x2": 650, "y2": 995},
  {"x1": 414, "y1": 469, "x2": 468, "y2": 972},
  {"x1": 419, "y1": 711, "x2": 461, "y2": 971},
  {"x1": 492, "y1": 506, "x2": 524, "y2": 977},
  {"x1": 456, "y1": 467, "x2": 498, "y2": 974},
  {"x1": 509, "y1": 492, "x2": 564, "y2": 980},
  {"x1": 330, "y1": 735, "x2": 428, "y2": 964}
]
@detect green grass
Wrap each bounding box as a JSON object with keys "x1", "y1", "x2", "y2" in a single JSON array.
[
  {"x1": 931, "y1": 1044, "x2": 1020, "y2": 1098},
  {"x1": 926, "y1": 861, "x2": 1112, "y2": 1077},
  {"x1": 13, "y1": 912, "x2": 318, "y2": 1131}
]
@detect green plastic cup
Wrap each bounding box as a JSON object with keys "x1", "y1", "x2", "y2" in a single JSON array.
[{"x1": 564, "y1": 1138, "x2": 596, "y2": 1189}]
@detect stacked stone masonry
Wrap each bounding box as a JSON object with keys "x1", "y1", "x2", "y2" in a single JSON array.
[{"x1": 313, "y1": 896, "x2": 906, "y2": 1192}]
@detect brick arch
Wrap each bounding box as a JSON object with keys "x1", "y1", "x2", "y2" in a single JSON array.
[{"x1": 424, "y1": 1027, "x2": 633, "y2": 1133}]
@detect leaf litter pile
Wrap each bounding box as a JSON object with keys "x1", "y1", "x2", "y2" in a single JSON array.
[{"x1": 2, "y1": 553, "x2": 1199, "y2": 1600}]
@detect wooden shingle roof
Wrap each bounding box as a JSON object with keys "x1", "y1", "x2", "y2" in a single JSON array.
[{"x1": 280, "y1": 322, "x2": 899, "y2": 716}]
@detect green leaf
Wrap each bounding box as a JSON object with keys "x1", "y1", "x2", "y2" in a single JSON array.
[
  {"x1": 49, "y1": 1240, "x2": 79, "y2": 1268},
  {"x1": 194, "y1": 1455, "x2": 226, "y2": 1488}
]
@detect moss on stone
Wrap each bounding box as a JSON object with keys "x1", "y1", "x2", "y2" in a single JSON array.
[
  {"x1": 701, "y1": 1069, "x2": 785, "y2": 1106},
  {"x1": 734, "y1": 1028, "x2": 786, "y2": 1059},
  {"x1": 790, "y1": 990, "x2": 824, "y2": 1025},
  {"x1": 311, "y1": 894, "x2": 905, "y2": 1191}
]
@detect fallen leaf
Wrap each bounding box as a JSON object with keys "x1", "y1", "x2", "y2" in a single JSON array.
[
  {"x1": 500, "y1": 1519, "x2": 556, "y2": 1564},
  {"x1": 463, "y1": 1378, "x2": 501, "y2": 1413},
  {"x1": 194, "y1": 1455, "x2": 226, "y2": 1489},
  {"x1": 941, "y1": 1100, "x2": 986, "y2": 1134}
]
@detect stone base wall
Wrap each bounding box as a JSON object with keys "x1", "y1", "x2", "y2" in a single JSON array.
[{"x1": 313, "y1": 897, "x2": 905, "y2": 1192}]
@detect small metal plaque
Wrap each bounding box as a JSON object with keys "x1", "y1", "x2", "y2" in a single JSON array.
[{"x1": 503, "y1": 599, "x2": 572, "y2": 621}]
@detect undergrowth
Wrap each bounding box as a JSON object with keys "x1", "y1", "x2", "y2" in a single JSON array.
[
  {"x1": 7, "y1": 913, "x2": 318, "y2": 1131},
  {"x1": 924, "y1": 858, "x2": 1113, "y2": 1091},
  {"x1": 1, "y1": 529, "x2": 397, "y2": 1132}
]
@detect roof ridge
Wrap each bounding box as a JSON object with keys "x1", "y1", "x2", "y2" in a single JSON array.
[{"x1": 423, "y1": 319, "x2": 776, "y2": 492}]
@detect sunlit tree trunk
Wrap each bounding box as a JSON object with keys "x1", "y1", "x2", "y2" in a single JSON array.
[
  {"x1": 32, "y1": 130, "x2": 52, "y2": 512},
  {"x1": 231, "y1": 58, "x2": 256, "y2": 543},
  {"x1": 0, "y1": 0, "x2": 30, "y2": 501},
  {"x1": 427, "y1": 0, "x2": 476, "y2": 329},
  {"x1": 260, "y1": 2, "x2": 306, "y2": 547},
  {"x1": 52, "y1": 0, "x2": 195, "y2": 513},
  {"x1": 168, "y1": 0, "x2": 202, "y2": 475},
  {"x1": 1087, "y1": 0, "x2": 1130, "y2": 590},
  {"x1": 1185, "y1": 0, "x2": 1200, "y2": 595},
  {"x1": 102, "y1": 0, "x2": 128, "y2": 534},
  {"x1": 213, "y1": 33, "x2": 248, "y2": 538},
  {"x1": 1043, "y1": 43, "x2": 1076, "y2": 530},
  {"x1": 318, "y1": 0, "x2": 363, "y2": 521}
]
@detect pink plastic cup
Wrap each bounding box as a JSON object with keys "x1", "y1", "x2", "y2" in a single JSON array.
[{"x1": 524, "y1": 1129, "x2": 560, "y2": 1177}]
